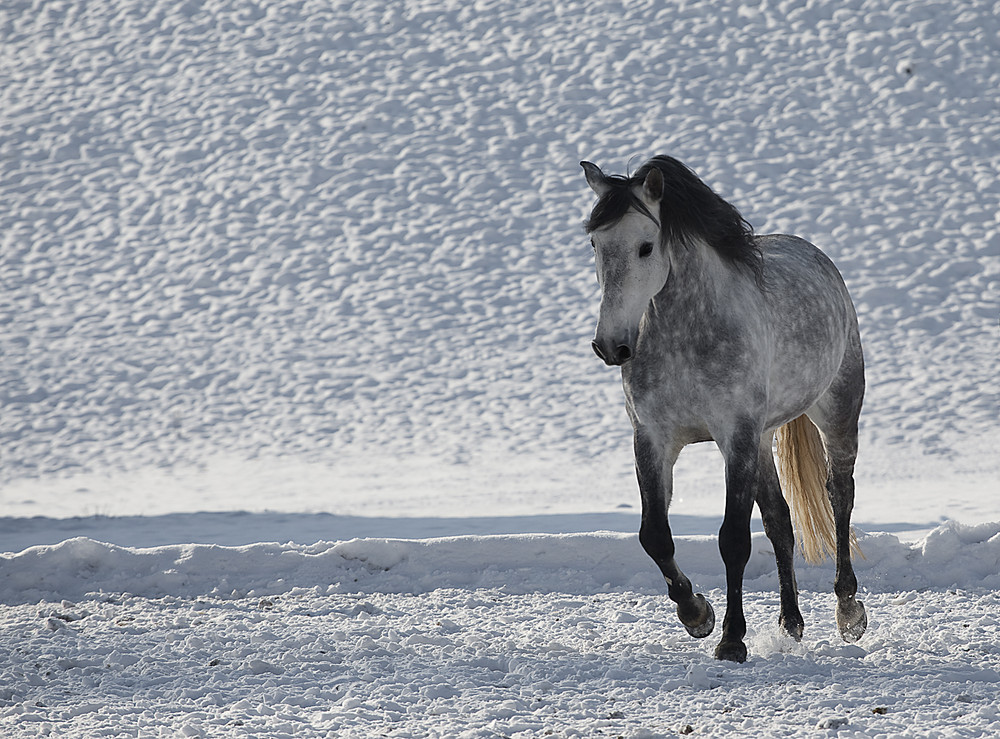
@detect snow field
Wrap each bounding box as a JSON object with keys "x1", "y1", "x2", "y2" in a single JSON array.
[
  {"x1": 2, "y1": 587, "x2": 999, "y2": 737},
  {"x1": 2, "y1": 0, "x2": 997, "y2": 486},
  {"x1": 2, "y1": 524, "x2": 999, "y2": 736},
  {"x1": 2, "y1": 0, "x2": 999, "y2": 735}
]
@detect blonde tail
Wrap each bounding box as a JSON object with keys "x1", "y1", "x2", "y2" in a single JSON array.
[{"x1": 775, "y1": 415, "x2": 859, "y2": 564}]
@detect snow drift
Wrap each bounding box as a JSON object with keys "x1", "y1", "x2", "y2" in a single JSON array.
[{"x1": 3, "y1": 522, "x2": 999, "y2": 607}]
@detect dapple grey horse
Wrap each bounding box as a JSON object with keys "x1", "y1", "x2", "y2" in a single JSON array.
[{"x1": 582, "y1": 155, "x2": 866, "y2": 662}]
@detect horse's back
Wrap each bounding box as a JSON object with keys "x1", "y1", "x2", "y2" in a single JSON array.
[
  {"x1": 755, "y1": 234, "x2": 862, "y2": 425},
  {"x1": 757, "y1": 234, "x2": 858, "y2": 332}
]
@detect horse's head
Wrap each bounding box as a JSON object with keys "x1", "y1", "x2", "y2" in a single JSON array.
[{"x1": 582, "y1": 160, "x2": 668, "y2": 366}]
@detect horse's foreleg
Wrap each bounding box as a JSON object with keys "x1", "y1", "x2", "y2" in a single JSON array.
[
  {"x1": 714, "y1": 424, "x2": 759, "y2": 662},
  {"x1": 634, "y1": 432, "x2": 715, "y2": 639},
  {"x1": 755, "y1": 443, "x2": 804, "y2": 640}
]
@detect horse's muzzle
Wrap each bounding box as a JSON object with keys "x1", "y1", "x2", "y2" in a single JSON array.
[{"x1": 592, "y1": 340, "x2": 633, "y2": 366}]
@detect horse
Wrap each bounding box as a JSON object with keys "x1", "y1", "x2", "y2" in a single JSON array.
[{"x1": 581, "y1": 155, "x2": 867, "y2": 662}]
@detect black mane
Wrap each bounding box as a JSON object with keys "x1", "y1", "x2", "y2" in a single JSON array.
[{"x1": 584, "y1": 155, "x2": 762, "y2": 283}]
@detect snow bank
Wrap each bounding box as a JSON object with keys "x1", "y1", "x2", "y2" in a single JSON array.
[{"x1": 3, "y1": 522, "x2": 998, "y2": 606}]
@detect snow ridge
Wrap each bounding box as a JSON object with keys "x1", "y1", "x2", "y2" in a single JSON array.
[{"x1": 3, "y1": 522, "x2": 999, "y2": 605}]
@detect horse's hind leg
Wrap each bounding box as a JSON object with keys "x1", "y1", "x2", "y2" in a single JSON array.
[
  {"x1": 826, "y1": 429, "x2": 867, "y2": 642},
  {"x1": 810, "y1": 343, "x2": 867, "y2": 642},
  {"x1": 755, "y1": 440, "x2": 803, "y2": 640},
  {"x1": 634, "y1": 431, "x2": 715, "y2": 640}
]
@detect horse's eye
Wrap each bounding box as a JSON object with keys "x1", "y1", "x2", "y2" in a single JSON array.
[{"x1": 639, "y1": 242, "x2": 654, "y2": 258}]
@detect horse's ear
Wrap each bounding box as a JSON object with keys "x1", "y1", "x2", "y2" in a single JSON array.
[
  {"x1": 581, "y1": 161, "x2": 609, "y2": 196},
  {"x1": 643, "y1": 167, "x2": 664, "y2": 202}
]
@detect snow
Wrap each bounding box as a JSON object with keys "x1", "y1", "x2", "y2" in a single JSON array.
[
  {"x1": 2, "y1": 527, "x2": 1000, "y2": 737},
  {"x1": 1, "y1": 0, "x2": 998, "y2": 735}
]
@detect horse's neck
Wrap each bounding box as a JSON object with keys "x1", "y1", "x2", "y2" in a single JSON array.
[{"x1": 658, "y1": 240, "x2": 732, "y2": 310}]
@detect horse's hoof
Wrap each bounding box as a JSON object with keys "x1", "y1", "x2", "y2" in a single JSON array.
[
  {"x1": 837, "y1": 598, "x2": 867, "y2": 643},
  {"x1": 679, "y1": 593, "x2": 715, "y2": 639},
  {"x1": 714, "y1": 640, "x2": 747, "y2": 663},
  {"x1": 780, "y1": 613, "x2": 804, "y2": 642}
]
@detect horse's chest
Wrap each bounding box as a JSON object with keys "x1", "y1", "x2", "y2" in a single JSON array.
[
  {"x1": 623, "y1": 354, "x2": 739, "y2": 435},
  {"x1": 629, "y1": 324, "x2": 756, "y2": 394}
]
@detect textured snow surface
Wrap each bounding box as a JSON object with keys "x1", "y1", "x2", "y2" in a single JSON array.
[
  {"x1": 1, "y1": 0, "x2": 998, "y2": 735},
  {"x1": 2, "y1": 0, "x2": 997, "y2": 484},
  {"x1": 2, "y1": 523, "x2": 1000, "y2": 738},
  {"x1": 3, "y1": 587, "x2": 1000, "y2": 738}
]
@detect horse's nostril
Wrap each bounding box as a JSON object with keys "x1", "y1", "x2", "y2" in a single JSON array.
[{"x1": 593, "y1": 339, "x2": 632, "y2": 365}]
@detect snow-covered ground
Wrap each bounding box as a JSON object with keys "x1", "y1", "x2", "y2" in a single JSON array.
[
  {"x1": 2, "y1": 526, "x2": 1000, "y2": 737},
  {"x1": 1, "y1": 0, "x2": 997, "y2": 735}
]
